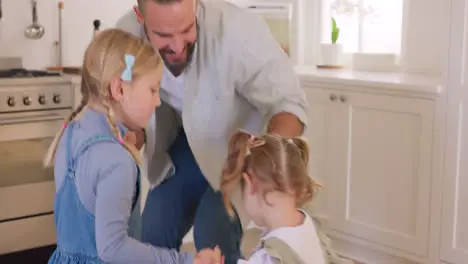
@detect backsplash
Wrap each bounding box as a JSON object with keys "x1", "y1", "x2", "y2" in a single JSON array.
[
  {"x1": 0, "y1": 0, "x2": 451, "y2": 75},
  {"x1": 0, "y1": 0, "x2": 134, "y2": 69}
]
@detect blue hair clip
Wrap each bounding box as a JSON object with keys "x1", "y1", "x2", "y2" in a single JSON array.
[{"x1": 121, "y1": 54, "x2": 135, "y2": 81}]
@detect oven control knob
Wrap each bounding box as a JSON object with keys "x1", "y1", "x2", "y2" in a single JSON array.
[
  {"x1": 38, "y1": 95, "x2": 46, "y2": 105},
  {"x1": 7, "y1": 97, "x2": 15, "y2": 107},
  {"x1": 23, "y1": 96, "x2": 32, "y2": 106},
  {"x1": 53, "y1": 94, "x2": 61, "y2": 104}
]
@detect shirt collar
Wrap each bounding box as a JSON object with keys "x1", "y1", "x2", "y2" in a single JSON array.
[{"x1": 81, "y1": 107, "x2": 128, "y2": 137}]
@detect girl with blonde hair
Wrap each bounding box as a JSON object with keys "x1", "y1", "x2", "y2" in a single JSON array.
[
  {"x1": 44, "y1": 28, "x2": 219, "y2": 264},
  {"x1": 219, "y1": 130, "x2": 326, "y2": 264}
]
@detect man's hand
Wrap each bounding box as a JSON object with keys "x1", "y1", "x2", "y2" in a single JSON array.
[
  {"x1": 267, "y1": 112, "x2": 304, "y2": 137},
  {"x1": 193, "y1": 246, "x2": 224, "y2": 264},
  {"x1": 133, "y1": 128, "x2": 146, "y2": 150},
  {"x1": 124, "y1": 129, "x2": 146, "y2": 150},
  {"x1": 123, "y1": 128, "x2": 146, "y2": 151}
]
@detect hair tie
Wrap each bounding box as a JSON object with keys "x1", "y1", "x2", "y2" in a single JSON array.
[
  {"x1": 62, "y1": 123, "x2": 68, "y2": 130},
  {"x1": 245, "y1": 135, "x2": 266, "y2": 156},
  {"x1": 249, "y1": 136, "x2": 266, "y2": 148},
  {"x1": 121, "y1": 54, "x2": 135, "y2": 81}
]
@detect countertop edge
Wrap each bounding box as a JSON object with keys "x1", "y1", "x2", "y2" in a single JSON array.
[
  {"x1": 295, "y1": 66, "x2": 444, "y2": 97},
  {"x1": 0, "y1": 69, "x2": 444, "y2": 98}
]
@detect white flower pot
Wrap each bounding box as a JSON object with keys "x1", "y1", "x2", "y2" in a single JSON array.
[{"x1": 320, "y1": 43, "x2": 343, "y2": 67}]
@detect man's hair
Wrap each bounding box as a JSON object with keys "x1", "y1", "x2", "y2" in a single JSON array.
[{"x1": 137, "y1": 0, "x2": 182, "y2": 14}]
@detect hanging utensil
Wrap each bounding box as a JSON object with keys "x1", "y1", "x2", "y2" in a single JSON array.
[
  {"x1": 24, "y1": 0, "x2": 45, "y2": 39},
  {"x1": 46, "y1": 1, "x2": 81, "y2": 74},
  {"x1": 0, "y1": 0, "x2": 3, "y2": 21},
  {"x1": 56, "y1": 1, "x2": 64, "y2": 66},
  {"x1": 93, "y1": 19, "x2": 101, "y2": 38}
]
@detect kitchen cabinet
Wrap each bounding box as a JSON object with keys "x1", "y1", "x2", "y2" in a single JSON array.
[
  {"x1": 302, "y1": 80, "x2": 437, "y2": 263},
  {"x1": 302, "y1": 88, "x2": 332, "y2": 218},
  {"x1": 439, "y1": 0, "x2": 468, "y2": 263}
]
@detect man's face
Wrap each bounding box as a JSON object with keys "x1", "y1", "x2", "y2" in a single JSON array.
[{"x1": 136, "y1": 0, "x2": 197, "y2": 75}]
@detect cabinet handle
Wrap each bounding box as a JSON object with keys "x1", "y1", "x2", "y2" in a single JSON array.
[
  {"x1": 340, "y1": 95, "x2": 347, "y2": 103},
  {"x1": 329, "y1": 94, "x2": 337, "y2": 101}
]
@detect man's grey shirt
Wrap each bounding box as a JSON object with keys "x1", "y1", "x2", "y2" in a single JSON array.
[{"x1": 116, "y1": 0, "x2": 308, "y2": 219}]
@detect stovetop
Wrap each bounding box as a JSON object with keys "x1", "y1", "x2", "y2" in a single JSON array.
[
  {"x1": 0, "y1": 68, "x2": 73, "y2": 113},
  {"x1": 0, "y1": 68, "x2": 61, "y2": 78}
]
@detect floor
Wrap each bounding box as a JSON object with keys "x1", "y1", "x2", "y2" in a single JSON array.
[{"x1": 0, "y1": 229, "x2": 263, "y2": 264}]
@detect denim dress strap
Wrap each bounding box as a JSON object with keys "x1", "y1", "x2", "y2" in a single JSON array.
[
  {"x1": 64, "y1": 121, "x2": 141, "y2": 210},
  {"x1": 67, "y1": 133, "x2": 121, "y2": 180},
  {"x1": 64, "y1": 121, "x2": 75, "y2": 178}
]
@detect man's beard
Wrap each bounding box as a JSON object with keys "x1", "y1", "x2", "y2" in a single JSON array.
[
  {"x1": 143, "y1": 23, "x2": 198, "y2": 76},
  {"x1": 159, "y1": 42, "x2": 196, "y2": 76}
]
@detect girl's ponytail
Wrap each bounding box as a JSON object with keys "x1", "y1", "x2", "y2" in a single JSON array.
[
  {"x1": 291, "y1": 137, "x2": 310, "y2": 167},
  {"x1": 290, "y1": 137, "x2": 321, "y2": 206},
  {"x1": 220, "y1": 130, "x2": 251, "y2": 217}
]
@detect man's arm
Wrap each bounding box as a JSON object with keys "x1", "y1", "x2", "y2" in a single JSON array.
[
  {"x1": 124, "y1": 129, "x2": 146, "y2": 151},
  {"x1": 230, "y1": 11, "x2": 308, "y2": 138},
  {"x1": 267, "y1": 112, "x2": 304, "y2": 137}
]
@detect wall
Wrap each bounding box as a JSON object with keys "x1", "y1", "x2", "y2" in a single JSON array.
[
  {"x1": 402, "y1": 0, "x2": 450, "y2": 75},
  {"x1": 0, "y1": 0, "x2": 452, "y2": 75},
  {"x1": 0, "y1": 0, "x2": 134, "y2": 69}
]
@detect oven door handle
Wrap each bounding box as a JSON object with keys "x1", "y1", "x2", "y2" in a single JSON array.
[{"x1": 0, "y1": 111, "x2": 68, "y2": 125}]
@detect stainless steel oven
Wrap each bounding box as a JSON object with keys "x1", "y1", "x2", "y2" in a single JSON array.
[{"x1": 0, "y1": 69, "x2": 73, "y2": 254}]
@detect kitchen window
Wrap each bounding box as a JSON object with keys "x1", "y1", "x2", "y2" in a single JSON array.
[{"x1": 319, "y1": 0, "x2": 405, "y2": 70}]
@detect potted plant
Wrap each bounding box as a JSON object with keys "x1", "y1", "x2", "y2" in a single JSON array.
[{"x1": 320, "y1": 17, "x2": 343, "y2": 67}]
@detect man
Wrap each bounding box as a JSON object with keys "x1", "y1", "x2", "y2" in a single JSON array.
[{"x1": 116, "y1": 0, "x2": 307, "y2": 262}]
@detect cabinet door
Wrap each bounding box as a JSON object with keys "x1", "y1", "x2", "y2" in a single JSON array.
[
  {"x1": 327, "y1": 91, "x2": 434, "y2": 256},
  {"x1": 440, "y1": 0, "x2": 468, "y2": 262},
  {"x1": 302, "y1": 87, "x2": 333, "y2": 219}
]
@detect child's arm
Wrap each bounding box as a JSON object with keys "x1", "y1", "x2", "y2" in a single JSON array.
[{"x1": 94, "y1": 146, "x2": 193, "y2": 264}]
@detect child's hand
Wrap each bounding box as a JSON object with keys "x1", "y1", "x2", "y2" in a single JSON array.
[{"x1": 193, "y1": 246, "x2": 224, "y2": 264}]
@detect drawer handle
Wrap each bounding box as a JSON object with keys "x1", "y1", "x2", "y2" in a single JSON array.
[
  {"x1": 340, "y1": 95, "x2": 347, "y2": 103},
  {"x1": 329, "y1": 94, "x2": 337, "y2": 101}
]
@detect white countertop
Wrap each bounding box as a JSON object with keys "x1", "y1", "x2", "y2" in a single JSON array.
[
  {"x1": 295, "y1": 65, "x2": 444, "y2": 96},
  {"x1": 0, "y1": 67, "x2": 444, "y2": 97}
]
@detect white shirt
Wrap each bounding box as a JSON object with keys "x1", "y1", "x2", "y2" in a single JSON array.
[
  {"x1": 238, "y1": 211, "x2": 326, "y2": 264},
  {"x1": 160, "y1": 66, "x2": 184, "y2": 114}
]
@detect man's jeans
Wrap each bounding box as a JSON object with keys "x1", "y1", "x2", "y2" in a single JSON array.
[{"x1": 141, "y1": 129, "x2": 243, "y2": 264}]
